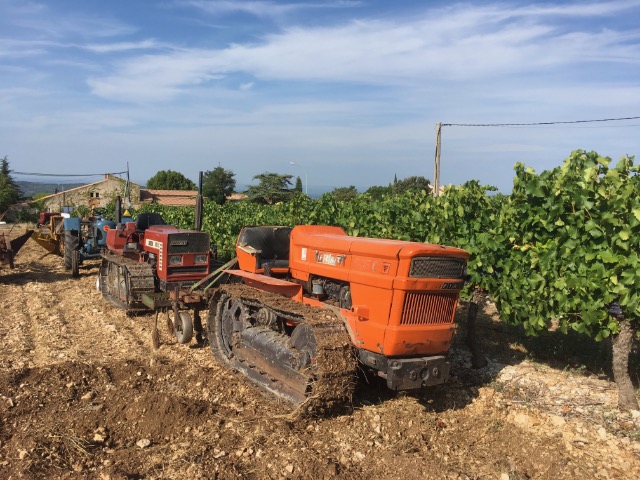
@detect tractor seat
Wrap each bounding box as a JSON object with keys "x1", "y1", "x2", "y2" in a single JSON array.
[
  {"x1": 135, "y1": 213, "x2": 166, "y2": 233},
  {"x1": 237, "y1": 226, "x2": 291, "y2": 269}
]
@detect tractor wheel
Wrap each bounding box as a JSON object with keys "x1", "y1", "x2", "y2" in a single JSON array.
[
  {"x1": 172, "y1": 311, "x2": 193, "y2": 344},
  {"x1": 64, "y1": 230, "x2": 79, "y2": 271},
  {"x1": 71, "y1": 249, "x2": 80, "y2": 277}
]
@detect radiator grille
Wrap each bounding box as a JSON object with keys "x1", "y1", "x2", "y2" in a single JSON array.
[
  {"x1": 409, "y1": 257, "x2": 465, "y2": 279},
  {"x1": 167, "y1": 233, "x2": 210, "y2": 254},
  {"x1": 400, "y1": 292, "x2": 457, "y2": 325},
  {"x1": 168, "y1": 266, "x2": 208, "y2": 275}
]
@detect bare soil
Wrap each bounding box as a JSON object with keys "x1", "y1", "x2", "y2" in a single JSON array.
[{"x1": 1, "y1": 227, "x2": 639, "y2": 479}]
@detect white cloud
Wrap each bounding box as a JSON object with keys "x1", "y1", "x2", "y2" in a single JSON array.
[
  {"x1": 177, "y1": 0, "x2": 362, "y2": 18},
  {"x1": 86, "y1": 2, "x2": 640, "y2": 102},
  {"x1": 82, "y1": 39, "x2": 164, "y2": 54}
]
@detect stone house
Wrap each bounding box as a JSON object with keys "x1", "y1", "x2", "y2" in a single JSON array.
[
  {"x1": 35, "y1": 175, "x2": 245, "y2": 214},
  {"x1": 36, "y1": 175, "x2": 141, "y2": 213}
]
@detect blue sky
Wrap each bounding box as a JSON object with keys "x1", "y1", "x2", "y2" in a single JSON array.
[{"x1": 1, "y1": 0, "x2": 639, "y2": 194}]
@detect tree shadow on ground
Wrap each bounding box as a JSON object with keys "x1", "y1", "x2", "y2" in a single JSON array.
[
  {"x1": 352, "y1": 299, "x2": 639, "y2": 414},
  {"x1": 456, "y1": 300, "x2": 639, "y2": 386}
]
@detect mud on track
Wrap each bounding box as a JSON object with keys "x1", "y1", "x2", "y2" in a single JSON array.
[{"x1": 1, "y1": 234, "x2": 638, "y2": 479}]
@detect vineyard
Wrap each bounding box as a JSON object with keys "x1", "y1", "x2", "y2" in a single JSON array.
[
  {"x1": 133, "y1": 150, "x2": 639, "y2": 407},
  {"x1": 1, "y1": 150, "x2": 639, "y2": 478}
]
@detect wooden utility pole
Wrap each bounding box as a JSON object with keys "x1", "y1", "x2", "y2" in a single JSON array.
[{"x1": 433, "y1": 122, "x2": 442, "y2": 197}]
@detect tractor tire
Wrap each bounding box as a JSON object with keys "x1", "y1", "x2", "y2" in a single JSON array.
[
  {"x1": 71, "y1": 249, "x2": 80, "y2": 277},
  {"x1": 64, "y1": 230, "x2": 80, "y2": 271},
  {"x1": 173, "y1": 311, "x2": 194, "y2": 344}
]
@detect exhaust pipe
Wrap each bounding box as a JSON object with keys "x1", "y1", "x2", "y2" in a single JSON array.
[
  {"x1": 195, "y1": 171, "x2": 203, "y2": 232},
  {"x1": 115, "y1": 196, "x2": 122, "y2": 224}
]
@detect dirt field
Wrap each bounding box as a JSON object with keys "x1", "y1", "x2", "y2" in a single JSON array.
[{"x1": 1, "y1": 227, "x2": 639, "y2": 479}]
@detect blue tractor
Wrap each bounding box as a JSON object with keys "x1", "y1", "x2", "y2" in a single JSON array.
[{"x1": 63, "y1": 216, "x2": 117, "y2": 277}]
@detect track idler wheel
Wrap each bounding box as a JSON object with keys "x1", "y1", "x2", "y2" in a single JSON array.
[
  {"x1": 289, "y1": 324, "x2": 317, "y2": 370},
  {"x1": 209, "y1": 293, "x2": 245, "y2": 360}
]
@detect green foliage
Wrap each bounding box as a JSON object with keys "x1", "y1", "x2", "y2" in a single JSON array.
[
  {"x1": 202, "y1": 166, "x2": 236, "y2": 205},
  {"x1": 146, "y1": 170, "x2": 197, "y2": 191},
  {"x1": 364, "y1": 184, "x2": 392, "y2": 200},
  {"x1": 294, "y1": 176, "x2": 303, "y2": 193},
  {"x1": 484, "y1": 150, "x2": 639, "y2": 339},
  {"x1": 0, "y1": 157, "x2": 22, "y2": 214},
  {"x1": 138, "y1": 150, "x2": 638, "y2": 342},
  {"x1": 393, "y1": 175, "x2": 431, "y2": 195},
  {"x1": 246, "y1": 172, "x2": 295, "y2": 205},
  {"x1": 331, "y1": 186, "x2": 358, "y2": 202}
]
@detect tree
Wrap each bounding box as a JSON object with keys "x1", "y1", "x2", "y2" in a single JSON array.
[
  {"x1": 394, "y1": 176, "x2": 431, "y2": 194},
  {"x1": 364, "y1": 185, "x2": 392, "y2": 200},
  {"x1": 146, "y1": 170, "x2": 196, "y2": 190},
  {"x1": 294, "y1": 176, "x2": 303, "y2": 193},
  {"x1": 331, "y1": 186, "x2": 358, "y2": 202},
  {"x1": 202, "y1": 166, "x2": 236, "y2": 205},
  {"x1": 246, "y1": 172, "x2": 294, "y2": 204},
  {"x1": 0, "y1": 156, "x2": 21, "y2": 214}
]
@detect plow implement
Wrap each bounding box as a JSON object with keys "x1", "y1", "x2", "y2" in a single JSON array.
[{"x1": 0, "y1": 229, "x2": 34, "y2": 269}]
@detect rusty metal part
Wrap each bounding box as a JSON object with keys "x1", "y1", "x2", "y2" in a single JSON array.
[
  {"x1": 152, "y1": 311, "x2": 161, "y2": 349},
  {"x1": 0, "y1": 230, "x2": 33, "y2": 269},
  {"x1": 208, "y1": 284, "x2": 357, "y2": 415},
  {"x1": 99, "y1": 251, "x2": 155, "y2": 311},
  {"x1": 31, "y1": 216, "x2": 65, "y2": 256}
]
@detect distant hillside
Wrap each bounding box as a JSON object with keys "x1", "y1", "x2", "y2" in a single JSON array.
[{"x1": 17, "y1": 181, "x2": 84, "y2": 199}]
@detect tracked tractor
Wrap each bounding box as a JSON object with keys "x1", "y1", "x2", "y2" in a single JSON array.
[
  {"x1": 99, "y1": 209, "x2": 220, "y2": 345},
  {"x1": 207, "y1": 225, "x2": 469, "y2": 409}
]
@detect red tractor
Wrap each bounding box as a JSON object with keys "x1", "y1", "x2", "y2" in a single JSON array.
[{"x1": 99, "y1": 210, "x2": 218, "y2": 344}]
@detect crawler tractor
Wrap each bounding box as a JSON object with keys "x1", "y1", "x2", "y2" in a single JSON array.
[
  {"x1": 207, "y1": 225, "x2": 469, "y2": 408},
  {"x1": 99, "y1": 209, "x2": 219, "y2": 345}
]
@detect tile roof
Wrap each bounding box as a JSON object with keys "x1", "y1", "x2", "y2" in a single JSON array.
[{"x1": 141, "y1": 190, "x2": 197, "y2": 206}]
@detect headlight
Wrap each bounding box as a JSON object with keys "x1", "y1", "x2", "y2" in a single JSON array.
[
  {"x1": 194, "y1": 254, "x2": 208, "y2": 264},
  {"x1": 169, "y1": 255, "x2": 182, "y2": 265}
]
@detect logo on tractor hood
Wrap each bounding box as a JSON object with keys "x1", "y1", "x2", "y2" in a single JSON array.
[
  {"x1": 314, "y1": 251, "x2": 346, "y2": 266},
  {"x1": 170, "y1": 240, "x2": 188, "y2": 246}
]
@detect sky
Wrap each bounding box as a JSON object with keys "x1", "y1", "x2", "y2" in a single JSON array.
[{"x1": 1, "y1": 0, "x2": 640, "y2": 194}]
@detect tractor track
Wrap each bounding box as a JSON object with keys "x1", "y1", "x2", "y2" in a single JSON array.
[{"x1": 212, "y1": 284, "x2": 358, "y2": 416}]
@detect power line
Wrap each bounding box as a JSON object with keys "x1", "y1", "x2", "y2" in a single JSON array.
[
  {"x1": 14, "y1": 171, "x2": 127, "y2": 177},
  {"x1": 442, "y1": 116, "x2": 640, "y2": 127}
]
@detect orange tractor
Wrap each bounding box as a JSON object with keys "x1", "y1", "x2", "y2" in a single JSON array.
[{"x1": 208, "y1": 225, "x2": 468, "y2": 407}]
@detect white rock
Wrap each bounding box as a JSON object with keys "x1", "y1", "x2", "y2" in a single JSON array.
[
  {"x1": 630, "y1": 410, "x2": 640, "y2": 419},
  {"x1": 81, "y1": 391, "x2": 94, "y2": 401},
  {"x1": 548, "y1": 414, "x2": 566, "y2": 427},
  {"x1": 136, "y1": 439, "x2": 151, "y2": 449}
]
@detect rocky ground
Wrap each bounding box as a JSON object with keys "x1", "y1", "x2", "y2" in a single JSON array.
[{"x1": 0, "y1": 225, "x2": 639, "y2": 479}]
